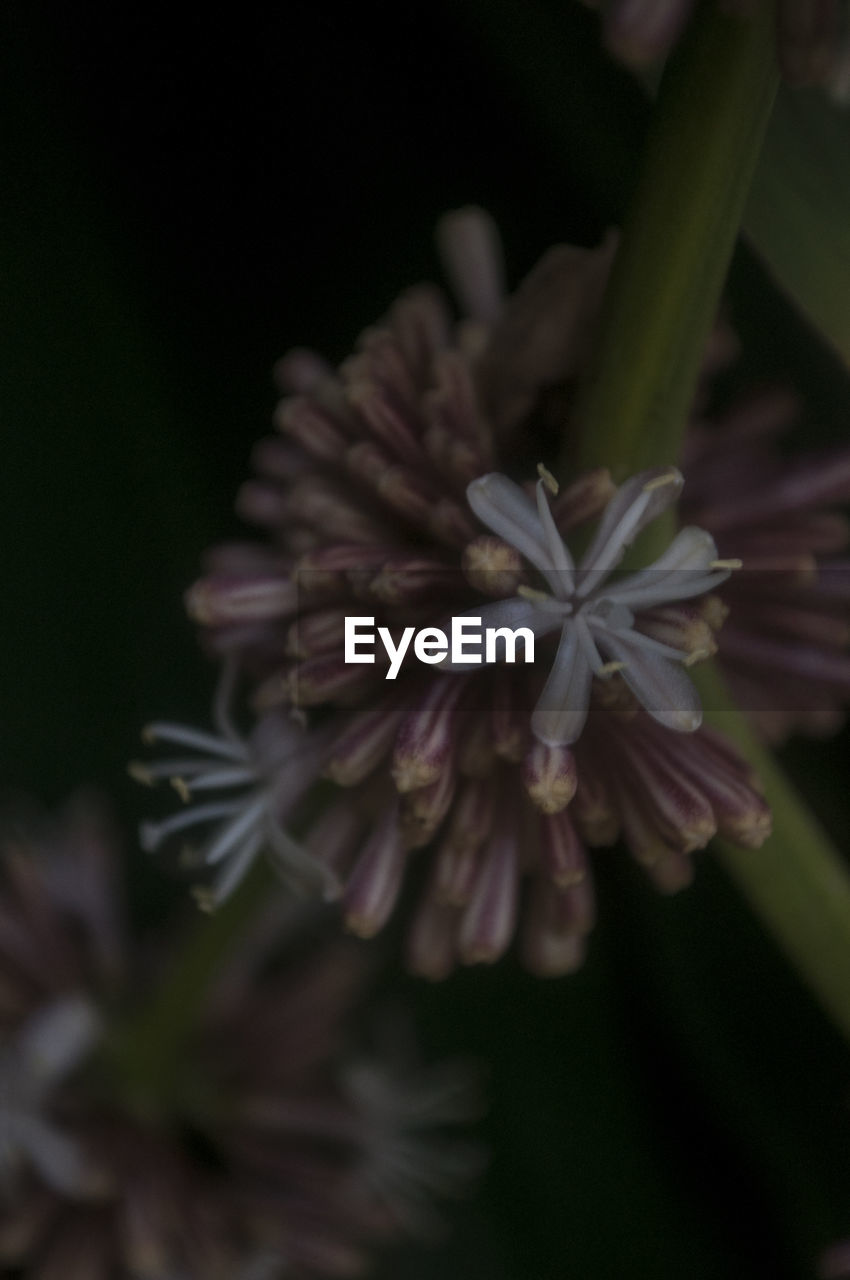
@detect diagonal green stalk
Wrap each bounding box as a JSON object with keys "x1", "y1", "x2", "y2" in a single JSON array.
[
  {"x1": 562, "y1": 2, "x2": 850, "y2": 1041},
  {"x1": 695, "y1": 662, "x2": 850, "y2": 1044},
  {"x1": 572, "y1": 2, "x2": 778, "y2": 478}
]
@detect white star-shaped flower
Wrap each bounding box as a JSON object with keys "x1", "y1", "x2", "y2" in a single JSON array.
[{"x1": 451, "y1": 466, "x2": 736, "y2": 746}]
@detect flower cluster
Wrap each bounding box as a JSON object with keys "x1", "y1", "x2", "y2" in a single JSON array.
[
  {"x1": 137, "y1": 208, "x2": 775, "y2": 978},
  {"x1": 0, "y1": 798, "x2": 479, "y2": 1277}
]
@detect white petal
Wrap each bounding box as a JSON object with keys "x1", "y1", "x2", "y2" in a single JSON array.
[
  {"x1": 592, "y1": 622, "x2": 689, "y2": 664},
  {"x1": 531, "y1": 623, "x2": 594, "y2": 745},
  {"x1": 17, "y1": 1115, "x2": 93, "y2": 1195},
  {"x1": 573, "y1": 615, "x2": 609, "y2": 676},
  {"x1": 596, "y1": 632, "x2": 702, "y2": 733},
  {"x1": 535, "y1": 480, "x2": 574, "y2": 598},
  {"x1": 467, "y1": 475, "x2": 565, "y2": 596},
  {"x1": 576, "y1": 467, "x2": 683, "y2": 592},
  {"x1": 19, "y1": 998, "x2": 100, "y2": 1085},
  {"x1": 601, "y1": 526, "x2": 729, "y2": 610}
]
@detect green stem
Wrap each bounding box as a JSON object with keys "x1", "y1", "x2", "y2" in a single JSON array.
[
  {"x1": 695, "y1": 662, "x2": 850, "y2": 1043},
  {"x1": 559, "y1": 4, "x2": 850, "y2": 1041},
  {"x1": 109, "y1": 859, "x2": 274, "y2": 1103},
  {"x1": 573, "y1": 2, "x2": 778, "y2": 477}
]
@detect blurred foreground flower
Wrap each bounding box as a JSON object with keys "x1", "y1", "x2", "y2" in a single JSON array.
[
  {"x1": 0, "y1": 798, "x2": 480, "y2": 1277},
  {"x1": 138, "y1": 208, "x2": 772, "y2": 978},
  {"x1": 580, "y1": 0, "x2": 850, "y2": 98}
]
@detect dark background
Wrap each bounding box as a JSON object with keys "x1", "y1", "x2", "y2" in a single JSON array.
[{"x1": 2, "y1": 2, "x2": 850, "y2": 1276}]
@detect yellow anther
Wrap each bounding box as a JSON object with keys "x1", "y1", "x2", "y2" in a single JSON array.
[
  {"x1": 517, "y1": 584, "x2": 551, "y2": 602},
  {"x1": 536, "y1": 463, "x2": 559, "y2": 495},
  {"x1": 127, "y1": 762, "x2": 154, "y2": 787},
  {"x1": 170, "y1": 776, "x2": 191, "y2": 804},
  {"x1": 711, "y1": 558, "x2": 742, "y2": 570},
  {"x1": 683, "y1": 647, "x2": 712, "y2": 667},
  {"x1": 598, "y1": 660, "x2": 627, "y2": 677},
  {"x1": 642, "y1": 469, "x2": 679, "y2": 492},
  {"x1": 191, "y1": 886, "x2": 216, "y2": 914}
]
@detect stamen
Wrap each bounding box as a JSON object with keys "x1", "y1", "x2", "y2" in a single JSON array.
[
  {"x1": 598, "y1": 660, "x2": 627, "y2": 676},
  {"x1": 711, "y1": 558, "x2": 743, "y2": 570},
  {"x1": 212, "y1": 655, "x2": 244, "y2": 745},
  {"x1": 127, "y1": 762, "x2": 155, "y2": 787},
  {"x1": 536, "y1": 463, "x2": 559, "y2": 495},
  {"x1": 203, "y1": 795, "x2": 267, "y2": 866},
  {"x1": 139, "y1": 800, "x2": 243, "y2": 852},
  {"x1": 140, "y1": 723, "x2": 246, "y2": 761},
  {"x1": 642, "y1": 470, "x2": 680, "y2": 493},
  {"x1": 574, "y1": 616, "x2": 609, "y2": 677},
  {"x1": 201, "y1": 827, "x2": 266, "y2": 908},
  {"x1": 171, "y1": 777, "x2": 191, "y2": 804},
  {"x1": 130, "y1": 757, "x2": 233, "y2": 782},
  {"x1": 683, "y1": 647, "x2": 713, "y2": 667},
  {"x1": 171, "y1": 765, "x2": 259, "y2": 793}
]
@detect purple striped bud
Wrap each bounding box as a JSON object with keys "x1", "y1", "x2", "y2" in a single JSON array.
[
  {"x1": 273, "y1": 395, "x2": 350, "y2": 462},
  {"x1": 570, "y1": 770, "x2": 620, "y2": 846},
  {"x1": 348, "y1": 381, "x2": 426, "y2": 469},
  {"x1": 521, "y1": 877, "x2": 592, "y2": 977},
  {"x1": 286, "y1": 607, "x2": 348, "y2": 658},
  {"x1": 462, "y1": 536, "x2": 522, "y2": 597},
  {"x1": 521, "y1": 741, "x2": 577, "y2": 815},
  {"x1": 407, "y1": 897, "x2": 459, "y2": 981},
  {"x1": 457, "y1": 714, "x2": 497, "y2": 778},
  {"x1": 551, "y1": 467, "x2": 615, "y2": 533},
  {"x1": 368, "y1": 559, "x2": 458, "y2": 606},
  {"x1": 538, "y1": 810, "x2": 588, "y2": 888},
  {"x1": 491, "y1": 679, "x2": 527, "y2": 763},
  {"x1": 304, "y1": 798, "x2": 364, "y2": 877},
  {"x1": 186, "y1": 573, "x2": 297, "y2": 628},
  {"x1": 325, "y1": 701, "x2": 407, "y2": 787},
  {"x1": 400, "y1": 764, "x2": 457, "y2": 849},
  {"x1": 636, "y1": 604, "x2": 719, "y2": 662},
  {"x1": 392, "y1": 678, "x2": 469, "y2": 793},
  {"x1": 344, "y1": 804, "x2": 407, "y2": 938},
  {"x1": 612, "y1": 727, "x2": 718, "y2": 853},
  {"x1": 458, "y1": 817, "x2": 519, "y2": 966}
]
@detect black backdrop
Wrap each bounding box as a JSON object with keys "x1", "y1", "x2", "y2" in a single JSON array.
[{"x1": 2, "y1": 3, "x2": 850, "y2": 1276}]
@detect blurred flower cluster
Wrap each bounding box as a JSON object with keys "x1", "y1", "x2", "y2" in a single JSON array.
[{"x1": 0, "y1": 797, "x2": 480, "y2": 1278}]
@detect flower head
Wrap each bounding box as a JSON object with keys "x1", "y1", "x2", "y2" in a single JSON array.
[
  {"x1": 455, "y1": 465, "x2": 733, "y2": 745},
  {"x1": 0, "y1": 799, "x2": 480, "y2": 1277},
  {"x1": 132, "y1": 658, "x2": 340, "y2": 909},
  {"x1": 145, "y1": 207, "x2": 771, "y2": 978}
]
